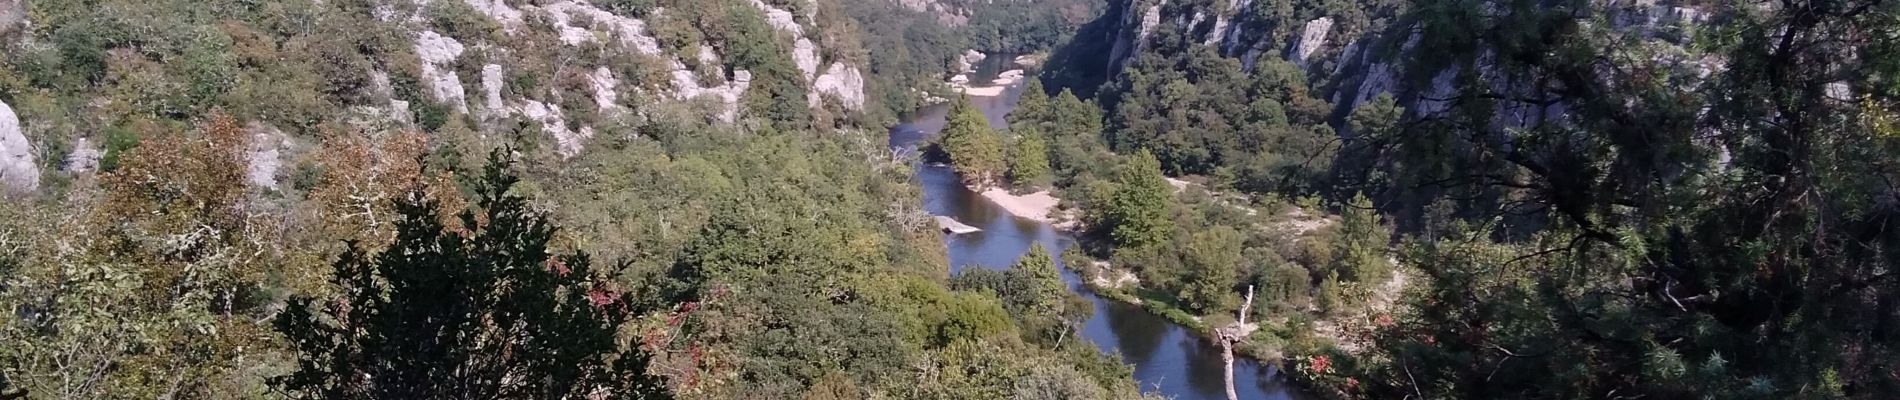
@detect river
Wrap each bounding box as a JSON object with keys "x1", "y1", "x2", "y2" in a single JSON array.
[{"x1": 889, "y1": 82, "x2": 1310, "y2": 400}]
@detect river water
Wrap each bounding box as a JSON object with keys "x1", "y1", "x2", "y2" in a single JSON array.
[{"x1": 890, "y1": 84, "x2": 1309, "y2": 400}]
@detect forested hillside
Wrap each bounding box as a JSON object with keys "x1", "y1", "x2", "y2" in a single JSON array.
[
  {"x1": 4, "y1": 0, "x2": 1898, "y2": 397},
  {"x1": 1010, "y1": 0, "x2": 1900, "y2": 397},
  {"x1": 0, "y1": 0, "x2": 1156, "y2": 398}
]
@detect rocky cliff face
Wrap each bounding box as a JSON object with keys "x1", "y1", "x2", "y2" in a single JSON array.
[
  {"x1": 891, "y1": 0, "x2": 970, "y2": 25},
  {"x1": 0, "y1": 2, "x2": 28, "y2": 194},
  {"x1": 0, "y1": 100, "x2": 39, "y2": 195},
  {"x1": 1095, "y1": 0, "x2": 1715, "y2": 130},
  {"x1": 391, "y1": 0, "x2": 867, "y2": 155},
  {"x1": 0, "y1": 0, "x2": 24, "y2": 38},
  {"x1": 5, "y1": 0, "x2": 880, "y2": 198}
]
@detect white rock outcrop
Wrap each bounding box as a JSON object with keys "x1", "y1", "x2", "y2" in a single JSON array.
[
  {"x1": 369, "y1": 70, "x2": 395, "y2": 99},
  {"x1": 539, "y1": 1, "x2": 666, "y2": 55},
  {"x1": 1206, "y1": 15, "x2": 1229, "y2": 46},
  {"x1": 64, "y1": 138, "x2": 101, "y2": 173},
  {"x1": 414, "y1": 31, "x2": 469, "y2": 113},
  {"x1": 0, "y1": 0, "x2": 25, "y2": 37},
  {"x1": 1014, "y1": 54, "x2": 1043, "y2": 68},
  {"x1": 407, "y1": 0, "x2": 870, "y2": 134},
  {"x1": 751, "y1": 0, "x2": 805, "y2": 36},
  {"x1": 517, "y1": 100, "x2": 594, "y2": 157},
  {"x1": 246, "y1": 123, "x2": 286, "y2": 190},
  {"x1": 1137, "y1": 5, "x2": 1162, "y2": 46},
  {"x1": 1187, "y1": 11, "x2": 1206, "y2": 38},
  {"x1": 812, "y1": 62, "x2": 866, "y2": 110},
  {"x1": 792, "y1": 38, "x2": 821, "y2": 80},
  {"x1": 745, "y1": 0, "x2": 863, "y2": 109},
  {"x1": 1289, "y1": 17, "x2": 1333, "y2": 66},
  {"x1": 535, "y1": 1, "x2": 754, "y2": 120},
  {"x1": 462, "y1": 0, "x2": 525, "y2": 31},
  {"x1": 698, "y1": 44, "x2": 722, "y2": 66},
  {"x1": 389, "y1": 100, "x2": 414, "y2": 125},
  {"x1": 1341, "y1": 28, "x2": 1422, "y2": 111},
  {"x1": 957, "y1": 49, "x2": 986, "y2": 74},
  {"x1": 895, "y1": 0, "x2": 930, "y2": 13},
  {"x1": 674, "y1": 70, "x2": 753, "y2": 122},
  {"x1": 589, "y1": 66, "x2": 622, "y2": 113},
  {"x1": 0, "y1": 100, "x2": 38, "y2": 194},
  {"x1": 481, "y1": 64, "x2": 506, "y2": 116},
  {"x1": 1827, "y1": 81, "x2": 1852, "y2": 102},
  {"x1": 747, "y1": 0, "x2": 820, "y2": 79}
]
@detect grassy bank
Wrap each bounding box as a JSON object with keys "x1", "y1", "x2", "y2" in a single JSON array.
[{"x1": 1069, "y1": 259, "x2": 1298, "y2": 364}]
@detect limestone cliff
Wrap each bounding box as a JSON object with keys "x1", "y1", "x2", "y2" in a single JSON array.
[
  {"x1": 0, "y1": 100, "x2": 37, "y2": 194},
  {"x1": 1087, "y1": 0, "x2": 1717, "y2": 128},
  {"x1": 390, "y1": 0, "x2": 869, "y2": 156}
]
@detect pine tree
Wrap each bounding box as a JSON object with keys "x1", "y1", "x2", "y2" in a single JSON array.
[
  {"x1": 939, "y1": 96, "x2": 1008, "y2": 187},
  {"x1": 272, "y1": 153, "x2": 670, "y2": 399},
  {"x1": 1179, "y1": 226, "x2": 1243, "y2": 314},
  {"x1": 1009, "y1": 78, "x2": 1051, "y2": 129},
  {"x1": 1009, "y1": 131, "x2": 1052, "y2": 188},
  {"x1": 1331, "y1": 192, "x2": 1391, "y2": 285},
  {"x1": 1012, "y1": 244, "x2": 1067, "y2": 317},
  {"x1": 1316, "y1": 270, "x2": 1345, "y2": 317},
  {"x1": 1043, "y1": 89, "x2": 1110, "y2": 181},
  {"x1": 1105, "y1": 149, "x2": 1175, "y2": 251}
]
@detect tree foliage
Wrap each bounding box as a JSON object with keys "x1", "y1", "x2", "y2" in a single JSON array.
[
  {"x1": 1101, "y1": 50, "x2": 1335, "y2": 194},
  {"x1": 1009, "y1": 79, "x2": 1114, "y2": 186},
  {"x1": 1009, "y1": 131, "x2": 1052, "y2": 189},
  {"x1": 0, "y1": 115, "x2": 278, "y2": 398},
  {"x1": 1330, "y1": 193, "x2": 1390, "y2": 286},
  {"x1": 0, "y1": 0, "x2": 1166, "y2": 398},
  {"x1": 1014, "y1": 244, "x2": 1068, "y2": 318},
  {"x1": 272, "y1": 155, "x2": 670, "y2": 399},
  {"x1": 1322, "y1": 0, "x2": 1900, "y2": 396},
  {"x1": 1178, "y1": 226, "x2": 1243, "y2": 314},
  {"x1": 1101, "y1": 150, "x2": 1175, "y2": 252},
  {"x1": 939, "y1": 96, "x2": 1008, "y2": 187}
]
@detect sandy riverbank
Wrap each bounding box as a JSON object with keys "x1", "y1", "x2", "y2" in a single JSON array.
[
  {"x1": 978, "y1": 187, "x2": 1060, "y2": 222},
  {"x1": 951, "y1": 70, "x2": 1024, "y2": 97}
]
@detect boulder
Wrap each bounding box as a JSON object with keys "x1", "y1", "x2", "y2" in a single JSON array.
[
  {"x1": 0, "y1": 100, "x2": 39, "y2": 194},
  {"x1": 413, "y1": 31, "x2": 469, "y2": 113},
  {"x1": 0, "y1": 0, "x2": 24, "y2": 38},
  {"x1": 1289, "y1": 17, "x2": 1334, "y2": 67},
  {"x1": 812, "y1": 63, "x2": 866, "y2": 110},
  {"x1": 246, "y1": 123, "x2": 287, "y2": 190},
  {"x1": 64, "y1": 137, "x2": 101, "y2": 173}
]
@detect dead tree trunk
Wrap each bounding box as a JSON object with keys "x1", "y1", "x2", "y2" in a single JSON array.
[
  {"x1": 1221, "y1": 339, "x2": 1237, "y2": 400},
  {"x1": 1239, "y1": 284, "x2": 1254, "y2": 325},
  {"x1": 1222, "y1": 285, "x2": 1256, "y2": 400}
]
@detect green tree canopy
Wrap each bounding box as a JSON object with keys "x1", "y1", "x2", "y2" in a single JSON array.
[
  {"x1": 1103, "y1": 150, "x2": 1175, "y2": 252},
  {"x1": 1009, "y1": 131, "x2": 1053, "y2": 189},
  {"x1": 1013, "y1": 244, "x2": 1067, "y2": 317},
  {"x1": 1331, "y1": 192, "x2": 1391, "y2": 285},
  {"x1": 1178, "y1": 226, "x2": 1243, "y2": 314},
  {"x1": 939, "y1": 96, "x2": 1008, "y2": 187},
  {"x1": 272, "y1": 156, "x2": 670, "y2": 399},
  {"x1": 1009, "y1": 78, "x2": 1052, "y2": 128}
]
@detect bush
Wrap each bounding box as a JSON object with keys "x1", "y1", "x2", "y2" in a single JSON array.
[{"x1": 413, "y1": 101, "x2": 452, "y2": 132}]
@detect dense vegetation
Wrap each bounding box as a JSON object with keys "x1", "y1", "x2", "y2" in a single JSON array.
[
  {"x1": 1023, "y1": 0, "x2": 1900, "y2": 397},
  {"x1": 5, "y1": 0, "x2": 1899, "y2": 397},
  {"x1": 0, "y1": 0, "x2": 1156, "y2": 399},
  {"x1": 960, "y1": 0, "x2": 1103, "y2": 53},
  {"x1": 935, "y1": 97, "x2": 1009, "y2": 187},
  {"x1": 1333, "y1": 0, "x2": 1900, "y2": 396},
  {"x1": 1100, "y1": 49, "x2": 1338, "y2": 194},
  {"x1": 273, "y1": 156, "x2": 670, "y2": 399},
  {"x1": 838, "y1": 0, "x2": 971, "y2": 123}
]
